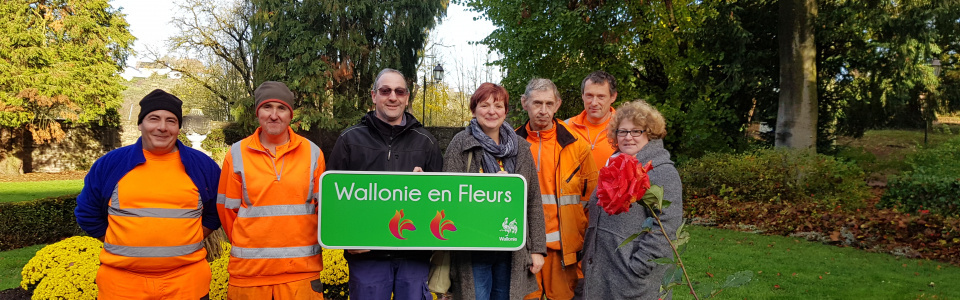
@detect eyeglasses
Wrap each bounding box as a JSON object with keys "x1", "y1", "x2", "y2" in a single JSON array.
[
  {"x1": 377, "y1": 87, "x2": 409, "y2": 97},
  {"x1": 616, "y1": 129, "x2": 645, "y2": 137}
]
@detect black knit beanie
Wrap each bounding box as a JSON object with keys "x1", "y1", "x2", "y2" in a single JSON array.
[
  {"x1": 137, "y1": 89, "x2": 183, "y2": 127},
  {"x1": 254, "y1": 81, "x2": 296, "y2": 115}
]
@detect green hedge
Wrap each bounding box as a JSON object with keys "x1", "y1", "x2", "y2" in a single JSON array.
[
  {"x1": 879, "y1": 137, "x2": 960, "y2": 216},
  {"x1": 680, "y1": 148, "x2": 871, "y2": 209},
  {"x1": 0, "y1": 195, "x2": 83, "y2": 251}
]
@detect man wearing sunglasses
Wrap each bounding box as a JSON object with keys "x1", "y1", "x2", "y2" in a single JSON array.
[{"x1": 328, "y1": 68, "x2": 443, "y2": 300}]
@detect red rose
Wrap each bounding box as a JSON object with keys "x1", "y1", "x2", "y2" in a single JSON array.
[{"x1": 596, "y1": 154, "x2": 653, "y2": 215}]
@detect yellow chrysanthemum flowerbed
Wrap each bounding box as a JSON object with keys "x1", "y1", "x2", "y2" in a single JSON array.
[
  {"x1": 20, "y1": 237, "x2": 354, "y2": 300},
  {"x1": 209, "y1": 241, "x2": 231, "y2": 300},
  {"x1": 20, "y1": 236, "x2": 101, "y2": 300},
  {"x1": 320, "y1": 248, "x2": 350, "y2": 299},
  {"x1": 320, "y1": 248, "x2": 349, "y2": 285}
]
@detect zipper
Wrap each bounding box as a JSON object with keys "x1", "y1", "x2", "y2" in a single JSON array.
[
  {"x1": 251, "y1": 146, "x2": 284, "y2": 181},
  {"x1": 555, "y1": 143, "x2": 566, "y2": 269}
]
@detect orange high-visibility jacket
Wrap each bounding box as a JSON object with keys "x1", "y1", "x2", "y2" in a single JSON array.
[
  {"x1": 217, "y1": 127, "x2": 325, "y2": 287},
  {"x1": 565, "y1": 108, "x2": 617, "y2": 169},
  {"x1": 517, "y1": 120, "x2": 599, "y2": 266},
  {"x1": 100, "y1": 150, "x2": 213, "y2": 272}
]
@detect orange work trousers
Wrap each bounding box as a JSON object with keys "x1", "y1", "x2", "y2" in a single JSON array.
[
  {"x1": 96, "y1": 260, "x2": 211, "y2": 300},
  {"x1": 227, "y1": 275, "x2": 325, "y2": 300},
  {"x1": 524, "y1": 250, "x2": 580, "y2": 300}
]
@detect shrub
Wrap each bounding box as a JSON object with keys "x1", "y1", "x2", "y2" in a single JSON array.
[
  {"x1": 680, "y1": 148, "x2": 871, "y2": 209},
  {"x1": 880, "y1": 137, "x2": 960, "y2": 216},
  {"x1": 202, "y1": 128, "x2": 227, "y2": 151},
  {"x1": 20, "y1": 236, "x2": 101, "y2": 299},
  {"x1": 0, "y1": 195, "x2": 84, "y2": 250},
  {"x1": 881, "y1": 174, "x2": 960, "y2": 216}
]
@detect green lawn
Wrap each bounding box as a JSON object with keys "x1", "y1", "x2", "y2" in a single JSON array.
[
  {"x1": 0, "y1": 180, "x2": 83, "y2": 203},
  {"x1": 676, "y1": 226, "x2": 960, "y2": 299},
  {"x1": 0, "y1": 244, "x2": 45, "y2": 290},
  {"x1": 836, "y1": 128, "x2": 960, "y2": 181}
]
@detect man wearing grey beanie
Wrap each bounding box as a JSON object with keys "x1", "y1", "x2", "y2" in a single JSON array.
[{"x1": 217, "y1": 81, "x2": 327, "y2": 299}]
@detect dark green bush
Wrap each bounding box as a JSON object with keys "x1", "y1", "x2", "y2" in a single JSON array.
[
  {"x1": 879, "y1": 137, "x2": 960, "y2": 216},
  {"x1": 0, "y1": 195, "x2": 84, "y2": 251},
  {"x1": 202, "y1": 128, "x2": 226, "y2": 151},
  {"x1": 222, "y1": 122, "x2": 252, "y2": 145},
  {"x1": 680, "y1": 149, "x2": 871, "y2": 209},
  {"x1": 880, "y1": 174, "x2": 960, "y2": 216}
]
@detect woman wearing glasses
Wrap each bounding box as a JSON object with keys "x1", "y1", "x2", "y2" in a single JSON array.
[
  {"x1": 578, "y1": 100, "x2": 684, "y2": 299},
  {"x1": 442, "y1": 83, "x2": 547, "y2": 300}
]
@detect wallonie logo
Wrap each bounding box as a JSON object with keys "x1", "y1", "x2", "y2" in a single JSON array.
[
  {"x1": 430, "y1": 210, "x2": 457, "y2": 240},
  {"x1": 388, "y1": 209, "x2": 416, "y2": 240}
]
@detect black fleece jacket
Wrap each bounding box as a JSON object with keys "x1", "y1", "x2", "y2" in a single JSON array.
[{"x1": 327, "y1": 111, "x2": 443, "y2": 260}]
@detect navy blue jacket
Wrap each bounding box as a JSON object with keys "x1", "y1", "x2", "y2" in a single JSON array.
[{"x1": 75, "y1": 138, "x2": 222, "y2": 238}]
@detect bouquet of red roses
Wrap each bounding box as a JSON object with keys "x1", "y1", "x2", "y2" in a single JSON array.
[{"x1": 596, "y1": 153, "x2": 654, "y2": 215}]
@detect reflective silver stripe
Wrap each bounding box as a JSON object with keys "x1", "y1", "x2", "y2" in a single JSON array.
[
  {"x1": 308, "y1": 142, "x2": 320, "y2": 202},
  {"x1": 238, "y1": 204, "x2": 316, "y2": 218},
  {"x1": 558, "y1": 195, "x2": 580, "y2": 206},
  {"x1": 541, "y1": 194, "x2": 580, "y2": 206},
  {"x1": 231, "y1": 244, "x2": 320, "y2": 259},
  {"x1": 217, "y1": 194, "x2": 242, "y2": 209},
  {"x1": 111, "y1": 185, "x2": 120, "y2": 207},
  {"x1": 109, "y1": 207, "x2": 201, "y2": 219},
  {"x1": 545, "y1": 231, "x2": 560, "y2": 243},
  {"x1": 231, "y1": 142, "x2": 253, "y2": 207},
  {"x1": 104, "y1": 242, "x2": 203, "y2": 258},
  {"x1": 542, "y1": 194, "x2": 557, "y2": 205},
  {"x1": 110, "y1": 185, "x2": 202, "y2": 218}
]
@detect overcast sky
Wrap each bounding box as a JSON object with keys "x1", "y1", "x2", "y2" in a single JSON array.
[{"x1": 110, "y1": 0, "x2": 499, "y2": 87}]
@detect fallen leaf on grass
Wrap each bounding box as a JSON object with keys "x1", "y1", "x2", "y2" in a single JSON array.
[{"x1": 707, "y1": 272, "x2": 714, "y2": 278}]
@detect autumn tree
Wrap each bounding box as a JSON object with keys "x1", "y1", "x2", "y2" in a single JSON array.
[
  {"x1": 0, "y1": 0, "x2": 133, "y2": 143},
  {"x1": 251, "y1": 0, "x2": 449, "y2": 131},
  {"x1": 464, "y1": 0, "x2": 960, "y2": 157},
  {"x1": 158, "y1": 0, "x2": 254, "y2": 124}
]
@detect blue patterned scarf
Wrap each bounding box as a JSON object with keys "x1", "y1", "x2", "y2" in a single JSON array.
[{"x1": 467, "y1": 118, "x2": 518, "y2": 174}]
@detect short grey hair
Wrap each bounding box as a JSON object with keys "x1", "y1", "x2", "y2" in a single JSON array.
[
  {"x1": 521, "y1": 78, "x2": 561, "y2": 103},
  {"x1": 373, "y1": 68, "x2": 405, "y2": 91}
]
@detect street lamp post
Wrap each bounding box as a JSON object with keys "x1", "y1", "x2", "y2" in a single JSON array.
[
  {"x1": 431, "y1": 64, "x2": 444, "y2": 126},
  {"x1": 422, "y1": 63, "x2": 444, "y2": 126}
]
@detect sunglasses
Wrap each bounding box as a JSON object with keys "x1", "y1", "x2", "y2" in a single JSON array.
[
  {"x1": 377, "y1": 87, "x2": 409, "y2": 97},
  {"x1": 615, "y1": 129, "x2": 645, "y2": 137}
]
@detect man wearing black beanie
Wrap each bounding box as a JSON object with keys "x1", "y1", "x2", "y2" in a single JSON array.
[{"x1": 76, "y1": 89, "x2": 222, "y2": 299}]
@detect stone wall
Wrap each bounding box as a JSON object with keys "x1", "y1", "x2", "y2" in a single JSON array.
[{"x1": 0, "y1": 123, "x2": 121, "y2": 175}]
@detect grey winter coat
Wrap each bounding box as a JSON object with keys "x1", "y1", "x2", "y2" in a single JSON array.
[
  {"x1": 442, "y1": 130, "x2": 548, "y2": 300},
  {"x1": 580, "y1": 139, "x2": 683, "y2": 300}
]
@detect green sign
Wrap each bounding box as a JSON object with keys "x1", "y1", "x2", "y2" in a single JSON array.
[{"x1": 318, "y1": 171, "x2": 528, "y2": 250}]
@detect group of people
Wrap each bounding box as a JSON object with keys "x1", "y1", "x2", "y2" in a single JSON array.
[{"x1": 74, "y1": 68, "x2": 683, "y2": 300}]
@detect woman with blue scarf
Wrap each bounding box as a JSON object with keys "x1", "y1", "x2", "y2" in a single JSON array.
[{"x1": 442, "y1": 83, "x2": 547, "y2": 300}]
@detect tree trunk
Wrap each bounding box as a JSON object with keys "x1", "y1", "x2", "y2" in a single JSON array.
[{"x1": 776, "y1": 0, "x2": 818, "y2": 150}]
